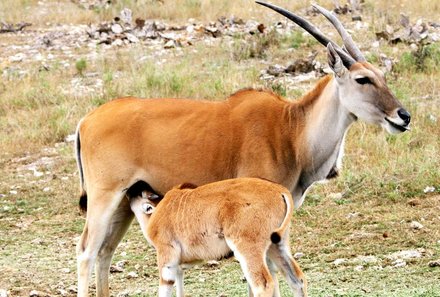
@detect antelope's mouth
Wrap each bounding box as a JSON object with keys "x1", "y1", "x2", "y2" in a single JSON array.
[{"x1": 385, "y1": 117, "x2": 410, "y2": 133}]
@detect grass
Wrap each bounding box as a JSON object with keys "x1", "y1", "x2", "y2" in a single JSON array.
[{"x1": 1, "y1": 0, "x2": 440, "y2": 296}]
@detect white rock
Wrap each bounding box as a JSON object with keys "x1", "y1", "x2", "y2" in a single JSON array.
[
  {"x1": 293, "y1": 252, "x2": 304, "y2": 259},
  {"x1": 429, "y1": 115, "x2": 437, "y2": 122},
  {"x1": 120, "y1": 8, "x2": 132, "y2": 24},
  {"x1": 65, "y1": 134, "x2": 76, "y2": 143},
  {"x1": 57, "y1": 289, "x2": 67, "y2": 297},
  {"x1": 388, "y1": 249, "x2": 424, "y2": 260},
  {"x1": 328, "y1": 192, "x2": 343, "y2": 200},
  {"x1": 164, "y1": 40, "x2": 176, "y2": 49},
  {"x1": 355, "y1": 255, "x2": 378, "y2": 264},
  {"x1": 0, "y1": 289, "x2": 8, "y2": 297},
  {"x1": 354, "y1": 265, "x2": 364, "y2": 271},
  {"x1": 67, "y1": 285, "x2": 77, "y2": 293},
  {"x1": 410, "y1": 221, "x2": 424, "y2": 230},
  {"x1": 111, "y1": 24, "x2": 123, "y2": 34},
  {"x1": 9, "y1": 190, "x2": 17, "y2": 195},
  {"x1": 116, "y1": 291, "x2": 129, "y2": 297},
  {"x1": 346, "y1": 212, "x2": 361, "y2": 219},
  {"x1": 392, "y1": 259, "x2": 406, "y2": 268},
  {"x1": 126, "y1": 271, "x2": 138, "y2": 279},
  {"x1": 29, "y1": 291, "x2": 41, "y2": 297},
  {"x1": 126, "y1": 33, "x2": 139, "y2": 43},
  {"x1": 423, "y1": 186, "x2": 436, "y2": 193},
  {"x1": 61, "y1": 268, "x2": 70, "y2": 273},
  {"x1": 112, "y1": 39, "x2": 123, "y2": 46},
  {"x1": 9, "y1": 53, "x2": 26, "y2": 62},
  {"x1": 333, "y1": 258, "x2": 346, "y2": 266},
  {"x1": 207, "y1": 260, "x2": 220, "y2": 267}
]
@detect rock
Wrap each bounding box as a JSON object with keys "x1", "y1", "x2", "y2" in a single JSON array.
[
  {"x1": 328, "y1": 192, "x2": 343, "y2": 200},
  {"x1": 392, "y1": 259, "x2": 406, "y2": 268},
  {"x1": 110, "y1": 261, "x2": 126, "y2": 273},
  {"x1": 206, "y1": 260, "x2": 220, "y2": 267},
  {"x1": 205, "y1": 26, "x2": 222, "y2": 38},
  {"x1": 423, "y1": 186, "x2": 436, "y2": 193},
  {"x1": 29, "y1": 291, "x2": 42, "y2": 297},
  {"x1": 65, "y1": 134, "x2": 76, "y2": 143},
  {"x1": 0, "y1": 21, "x2": 32, "y2": 33},
  {"x1": 66, "y1": 286, "x2": 77, "y2": 293},
  {"x1": 164, "y1": 40, "x2": 176, "y2": 49},
  {"x1": 126, "y1": 33, "x2": 139, "y2": 43},
  {"x1": 126, "y1": 271, "x2": 138, "y2": 279},
  {"x1": 9, "y1": 53, "x2": 26, "y2": 62},
  {"x1": 267, "y1": 64, "x2": 285, "y2": 76},
  {"x1": 333, "y1": 258, "x2": 347, "y2": 266},
  {"x1": 388, "y1": 249, "x2": 424, "y2": 260},
  {"x1": 428, "y1": 260, "x2": 440, "y2": 267},
  {"x1": 116, "y1": 291, "x2": 130, "y2": 297},
  {"x1": 346, "y1": 212, "x2": 361, "y2": 219},
  {"x1": 0, "y1": 289, "x2": 8, "y2": 297},
  {"x1": 355, "y1": 255, "x2": 378, "y2": 264},
  {"x1": 57, "y1": 289, "x2": 67, "y2": 297},
  {"x1": 111, "y1": 24, "x2": 123, "y2": 34},
  {"x1": 31, "y1": 238, "x2": 43, "y2": 245},
  {"x1": 112, "y1": 39, "x2": 123, "y2": 46},
  {"x1": 407, "y1": 199, "x2": 421, "y2": 206},
  {"x1": 120, "y1": 8, "x2": 132, "y2": 25},
  {"x1": 293, "y1": 252, "x2": 304, "y2": 259},
  {"x1": 410, "y1": 221, "x2": 424, "y2": 230}
]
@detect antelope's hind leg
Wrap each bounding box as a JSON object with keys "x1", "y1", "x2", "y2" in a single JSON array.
[
  {"x1": 95, "y1": 198, "x2": 134, "y2": 297},
  {"x1": 77, "y1": 190, "x2": 129, "y2": 297},
  {"x1": 267, "y1": 244, "x2": 307, "y2": 297}
]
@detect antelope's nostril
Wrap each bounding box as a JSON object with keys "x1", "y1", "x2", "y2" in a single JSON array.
[{"x1": 397, "y1": 108, "x2": 411, "y2": 125}]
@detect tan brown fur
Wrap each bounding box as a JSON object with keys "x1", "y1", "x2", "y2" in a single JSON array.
[{"x1": 129, "y1": 178, "x2": 307, "y2": 297}]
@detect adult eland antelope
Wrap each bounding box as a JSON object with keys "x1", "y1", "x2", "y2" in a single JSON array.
[{"x1": 75, "y1": 2, "x2": 410, "y2": 296}]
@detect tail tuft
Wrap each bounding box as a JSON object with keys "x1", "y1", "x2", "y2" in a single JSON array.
[
  {"x1": 79, "y1": 191, "x2": 87, "y2": 213},
  {"x1": 270, "y1": 232, "x2": 282, "y2": 244}
]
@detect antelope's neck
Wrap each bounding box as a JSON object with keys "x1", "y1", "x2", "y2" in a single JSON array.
[{"x1": 292, "y1": 76, "x2": 356, "y2": 208}]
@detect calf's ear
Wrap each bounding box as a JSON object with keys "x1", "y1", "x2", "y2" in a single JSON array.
[{"x1": 142, "y1": 203, "x2": 155, "y2": 215}]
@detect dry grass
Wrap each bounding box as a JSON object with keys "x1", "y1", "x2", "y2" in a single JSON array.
[{"x1": 0, "y1": 0, "x2": 439, "y2": 296}]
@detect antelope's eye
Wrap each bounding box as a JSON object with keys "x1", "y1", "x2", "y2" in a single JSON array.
[{"x1": 355, "y1": 77, "x2": 372, "y2": 85}]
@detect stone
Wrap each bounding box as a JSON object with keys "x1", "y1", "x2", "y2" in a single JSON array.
[
  {"x1": 410, "y1": 221, "x2": 424, "y2": 230},
  {"x1": 111, "y1": 24, "x2": 123, "y2": 34}
]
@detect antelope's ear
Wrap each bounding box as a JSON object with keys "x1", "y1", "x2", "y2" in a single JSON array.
[{"x1": 327, "y1": 43, "x2": 346, "y2": 77}]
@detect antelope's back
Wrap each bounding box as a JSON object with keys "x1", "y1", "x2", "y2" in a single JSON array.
[{"x1": 78, "y1": 93, "x2": 289, "y2": 195}]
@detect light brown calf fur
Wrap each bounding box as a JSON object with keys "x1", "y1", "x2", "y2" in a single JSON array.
[{"x1": 129, "y1": 178, "x2": 307, "y2": 297}]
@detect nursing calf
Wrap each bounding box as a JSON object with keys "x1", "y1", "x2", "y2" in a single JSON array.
[{"x1": 129, "y1": 178, "x2": 307, "y2": 297}]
